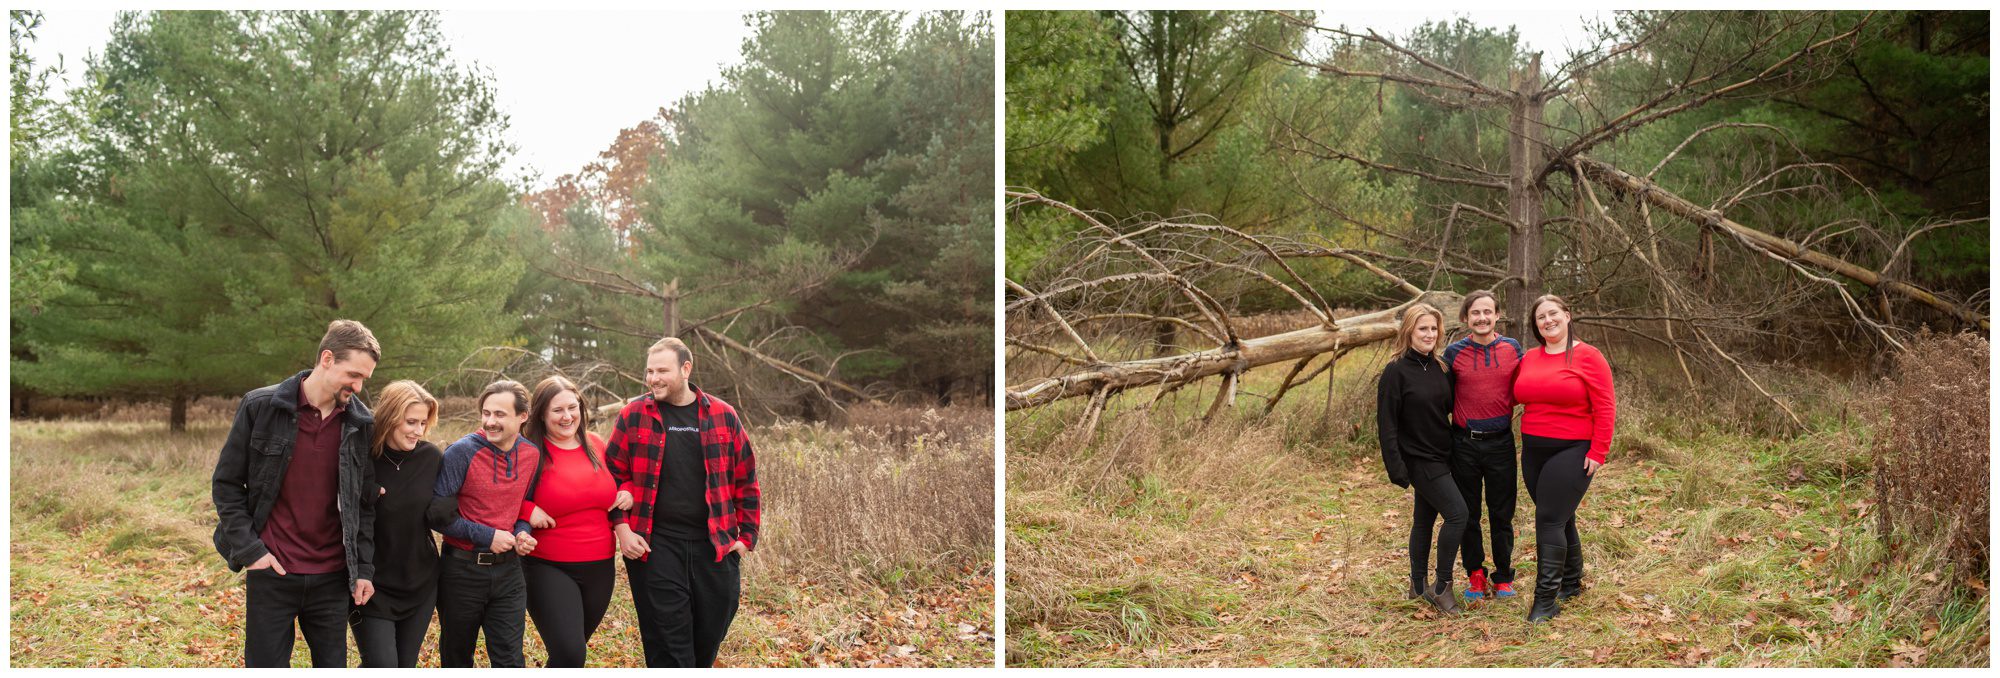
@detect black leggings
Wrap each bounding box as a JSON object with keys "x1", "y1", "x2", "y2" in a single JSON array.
[
  {"x1": 1406, "y1": 458, "x2": 1468, "y2": 590},
  {"x1": 351, "y1": 600, "x2": 434, "y2": 668},
  {"x1": 1521, "y1": 435, "x2": 1593, "y2": 564},
  {"x1": 523, "y1": 556, "x2": 615, "y2": 667}
]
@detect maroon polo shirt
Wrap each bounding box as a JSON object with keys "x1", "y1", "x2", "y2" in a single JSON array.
[{"x1": 258, "y1": 397, "x2": 347, "y2": 574}]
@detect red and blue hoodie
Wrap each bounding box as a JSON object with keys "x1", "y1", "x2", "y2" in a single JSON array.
[
  {"x1": 1442, "y1": 334, "x2": 1524, "y2": 433},
  {"x1": 434, "y1": 430, "x2": 542, "y2": 552}
]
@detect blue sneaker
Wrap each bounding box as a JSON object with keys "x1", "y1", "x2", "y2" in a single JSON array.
[
  {"x1": 1463, "y1": 568, "x2": 1488, "y2": 599},
  {"x1": 1493, "y1": 581, "x2": 1517, "y2": 598}
]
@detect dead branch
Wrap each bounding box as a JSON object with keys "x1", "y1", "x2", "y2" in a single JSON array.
[{"x1": 1572, "y1": 155, "x2": 1988, "y2": 330}]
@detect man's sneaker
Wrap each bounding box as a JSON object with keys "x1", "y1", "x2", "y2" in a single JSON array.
[
  {"x1": 1463, "y1": 568, "x2": 1488, "y2": 600},
  {"x1": 1493, "y1": 581, "x2": 1517, "y2": 598}
]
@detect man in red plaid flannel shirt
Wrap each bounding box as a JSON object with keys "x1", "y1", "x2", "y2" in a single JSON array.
[{"x1": 608, "y1": 337, "x2": 760, "y2": 668}]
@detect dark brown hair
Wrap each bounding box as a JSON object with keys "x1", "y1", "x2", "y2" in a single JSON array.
[
  {"x1": 478, "y1": 380, "x2": 530, "y2": 415},
  {"x1": 318, "y1": 319, "x2": 381, "y2": 364},
  {"x1": 1458, "y1": 290, "x2": 1499, "y2": 323},
  {"x1": 1528, "y1": 294, "x2": 1576, "y2": 361},
  {"x1": 524, "y1": 376, "x2": 602, "y2": 470}
]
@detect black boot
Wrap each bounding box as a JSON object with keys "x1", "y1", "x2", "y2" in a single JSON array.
[
  {"x1": 1558, "y1": 542, "x2": 1584, "y2": 601},
  {"x1": 1423, "y1": 582, "x2": 1461, "y2": 616},
  {"x1": 1527, "y1": 544, "x2": 1565, "y2": 623}
]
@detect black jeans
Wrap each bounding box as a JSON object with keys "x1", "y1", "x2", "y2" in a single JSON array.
[
  {"x1": 244, "y1": 568, "x2": 349, "y2": 667},
  {"x1": 1451, "y1": 428, "x2": 1519, "y2": 583},
  {"x1": 350, "y1": 598, "x2": 434, "y2": 668},
  {"x1": 1406, "y1": 458, "x2": 1468, "y2": 591},
  {"x1": 626, "y1": 534, "x2": 741, "y2": 667},
  {"x1": 524, "y1": 557, "x2": 615, "y2": 667},
  {"x1": 436, "y1": 548, "x2": 527, "y2": 668},
  {"x1": 1522, "y1": 435, "x2": 1593, "y2": 572}
]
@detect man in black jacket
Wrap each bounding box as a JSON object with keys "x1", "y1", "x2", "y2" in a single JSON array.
[{"x1": 211, "y1": 320, "x2": 381, "y2": 667}]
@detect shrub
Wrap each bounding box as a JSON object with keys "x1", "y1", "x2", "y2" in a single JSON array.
[{"x1": 1869, "y1": 329, "x2": 1988, "y2": 577}]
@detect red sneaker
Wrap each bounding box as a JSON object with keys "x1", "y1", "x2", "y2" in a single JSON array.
[
  {"x1": 1463, "y1": 568, "x2": 1489, "y2": 599},
  {"x1": 1494, "y1": 581, "x2": 1517, "y2": 598}
]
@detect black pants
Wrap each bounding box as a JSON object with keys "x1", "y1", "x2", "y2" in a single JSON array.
[
  {"x1": 1451, "y1": 428, "x2": 1519, "y2": 583},
  {"x1": 1522, "y1": 435, "x2": 1593, "y2": 571},
  {"x1": 244, "y1": 568, "x2": 349, "y2": 667},
  {"x1": 626, "y1": 534, "x2": 741, "y2": 668},
  {"x1": 350, "y1": 598, "x2": 434, "y2": 668},
  {"x1": 436, "y1": 548, "x2": 527, "y2": 668},
  {"x1": 1406, "y1": 458, "x2": 1468, "y2": 591},
  {"x1": 524, "y1": 556, "x2": 615, "y2": 667}
]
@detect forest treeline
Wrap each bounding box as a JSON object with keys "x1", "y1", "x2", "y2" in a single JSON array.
[
  {"x1": 11, "y1": 10, "x2": 994, "y2": 428},
  {"x1": 1005, "y1": 10, "x2": 1986, "y2": 383}
]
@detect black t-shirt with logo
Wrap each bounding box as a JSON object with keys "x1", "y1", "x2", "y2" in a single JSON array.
[{"x1": 651, "y1": 398, "x2": 710, "y2": 542}]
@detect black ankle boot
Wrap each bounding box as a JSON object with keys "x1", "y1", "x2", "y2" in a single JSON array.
[
  {"x1": 1558, "y1": 543, "x2": 1584, "y2": 601},
  {"x1": 1528, "y1": 544, "x2": 1565, "y2": 623}
]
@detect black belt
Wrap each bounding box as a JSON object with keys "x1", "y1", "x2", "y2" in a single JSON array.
[
  {"x1": 445, "y1": 546, "x2": 518, "y2": 566},
  {"x1": 1462, "y1": 428, "x2": 1511, "y2": 441}
]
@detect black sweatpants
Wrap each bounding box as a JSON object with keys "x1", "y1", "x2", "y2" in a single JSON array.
[
  {"x1": 436, "y1": 548, "x2": 527, "y2": 668},
  {"x1": 350, "y1": 598, "x2": 434, "y2": 668},
  {"x1": 1406, "y1": 458, "x2": 1468, "y2": 591},
  {"x1": 1522, "y1": 434, "x2": 1593, "y2": 570},
  {"x1": 626, "y1": 534, "x2": 741, "y2": 668},
  {"x1": 244, "y1": 568, "x2": 349, "y2": 667},
  {"x1": 1450, "y1": 428, "x2": 1519, "y2": 583},
  {"x1": 524, "y1": 556, "x2": 616, "y2": 667}
]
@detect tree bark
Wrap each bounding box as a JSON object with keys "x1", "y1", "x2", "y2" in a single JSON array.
[
  {"x1": 170, "y1": 392, "x2": 188, "y2": 433},
  {"x1": 1007, "y1": 290, "x2": 1463, "y2": 411},
  {"x1": 1504, "y1": 53, "x2": 1547, "y2": 335}
]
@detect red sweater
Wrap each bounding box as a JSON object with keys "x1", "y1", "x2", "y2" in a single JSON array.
[
  {"x1": 1514, "y1": 341, "x2": 1617, "y2": 463},
  {"x1": 519, "y1": 432, "x2": 617, "y2": 562}
]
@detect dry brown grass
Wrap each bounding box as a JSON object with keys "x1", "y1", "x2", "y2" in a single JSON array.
[
  {"x1": 1868, "y1": 330, "x2": 1989, "y2": 583},
  {"x1": 10, "y1": 401, "x2": 994, "y2": 667},
  {"x1": 1006, "y1": 341, "x2": 1989, "y2": 667}
]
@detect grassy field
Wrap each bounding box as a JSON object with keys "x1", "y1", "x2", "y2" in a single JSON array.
[
  {"x1": 1005, "y1": 340, "x2": 1989, "y2": 667},
  {"x1": 10, "y1": 400, "x2": 994, "y2": 667}
]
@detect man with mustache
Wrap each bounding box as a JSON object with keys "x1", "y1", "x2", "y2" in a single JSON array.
[
  {"x1": 1440, "y1": 290, "x2": 1526, "y2": 601},
  {"x1": 432, "y1": 380, "x2": 543, "y2": 667},
  {"x1": 211, "y1": 319, "x2": 380, "y2": 667},
  {"x1": 607, "y1": 337, "x2": 761, "y2": 667}
]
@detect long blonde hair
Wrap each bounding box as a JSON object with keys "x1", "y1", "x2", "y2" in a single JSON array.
[
  {"x1": 1390, "y1": 302, "x2": 1447, "y2": 369},
  {"x1": 370, "y1": 380, "x2": 439, "y2": 456}
]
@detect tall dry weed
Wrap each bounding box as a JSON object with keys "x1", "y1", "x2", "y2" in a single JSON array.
[
  {"x1": 1867, "y1": 329, "x2": 1989, "y2": 579},
  {"x1": 750, "y1": 403, "x2": 994, "y2": 590}
]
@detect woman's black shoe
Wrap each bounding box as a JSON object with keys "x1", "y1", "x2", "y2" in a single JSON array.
[
  {"x1": 1558, "y1": 543, "x2": 1584, "y2": 600},
  {"x1": 1528, "y1": 544, "x2": 1565, "y2": 623}
]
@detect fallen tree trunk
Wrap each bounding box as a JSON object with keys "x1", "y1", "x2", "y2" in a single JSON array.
[
  {"x1": 1571, "y1": 155, "x2": 1988, "y2": 331},
  {"x1": 1006, "y1": 290, "x2": 1462, "y2": 411}
]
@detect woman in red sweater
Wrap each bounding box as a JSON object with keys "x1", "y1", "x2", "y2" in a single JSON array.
[
  {"x1": 518, "y1": 376, "x2": 623, "y2": 666},
  {"x1": 1512, "y1": 294, "x2": 1616, "y2": 623}
]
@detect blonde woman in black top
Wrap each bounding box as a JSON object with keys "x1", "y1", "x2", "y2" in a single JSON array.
[
  {"x1": 351, "y1": 380, "x2": 452, "y2": 667},
  {"x1": 1375, "y1": 302, "x2": 1466, "y2": 615}
]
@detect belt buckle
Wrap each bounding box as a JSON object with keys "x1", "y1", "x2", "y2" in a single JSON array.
[{"x1": 476, "y1": 552, "x2": 496, "y2": 566}]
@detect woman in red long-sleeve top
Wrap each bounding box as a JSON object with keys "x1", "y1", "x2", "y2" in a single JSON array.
[
  {"x1": 517, "y1": 376, "x2": 628, "y2": 666},
  {"x1": 1512, "y1": 294, "x2": 1616, "y2": 623}
]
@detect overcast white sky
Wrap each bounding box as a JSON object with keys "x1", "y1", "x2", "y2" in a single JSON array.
[
  {"x1": 1308, "y1": 9, "x2": 1609, "y2": 61},
  {"x1": 22, "y1": 10, "x2": 754, "y2": 189},
  {"x1": 22, "y1": 9, "x2": 1607, "y2": 187}
]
